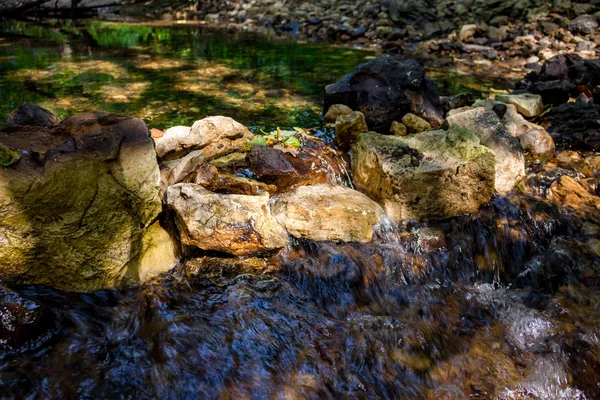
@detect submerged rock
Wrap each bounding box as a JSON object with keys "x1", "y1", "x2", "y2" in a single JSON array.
[
  {"x1": 166, "y1": 183, "x2": 288, "y2": 256},
  {"x1": 271, "y1": 184, "x2": 384, "y2": 243},
  {"x1": 445, "y1": 107, "x2": 525, "y2": 193},
  {"x1": 352, "y1": 128, "x2": 495, "y2": 221},
  {"x1": 156, "y1": 116, "x2": 252, "y2": 161},
  {"x1": 0, "y1": 111, "x2": 175, "y2": 291},
  {"x1": 324, "y1": 55, "x2": 443, "y2": 133},
  {"x1": 0, "y1": 286, "x2": 55, "y2": 353}
]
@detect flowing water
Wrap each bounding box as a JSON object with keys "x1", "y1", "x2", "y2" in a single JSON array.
[{"x1": 1, "y1": 21, "x2": 600, "y2": 400}]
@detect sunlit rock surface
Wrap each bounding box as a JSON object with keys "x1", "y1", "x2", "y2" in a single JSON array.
[
  {"x1": 352, "y1": 128, "x2": 495, "y2": 221},
  {"x1": 0, "y1": 111, "x2": 176, "y2": 291},
  {"x1": 166, "y1": 183, "x2": 289, "y2": 256},
  {"x1": 271, "y1": 184, "x2": 384, "y2": 243},
  {"x1": 155, "y1": 116, "x2": 253, "y2": 161},
  {"x1": 446, "y1": 107, "x2": 525, "y2": 193}
]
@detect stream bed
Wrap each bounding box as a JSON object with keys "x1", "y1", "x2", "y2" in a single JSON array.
[{"x1": 1, "y1": 21, "x2": 599, "y2": 400}]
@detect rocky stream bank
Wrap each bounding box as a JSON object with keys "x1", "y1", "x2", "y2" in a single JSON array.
[{"x1": 1, "y1": 52, "x2": 600, "y2": 398}]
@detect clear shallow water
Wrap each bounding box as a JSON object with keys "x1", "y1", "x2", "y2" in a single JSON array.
[
  {"x1": 0, "y1": 19, "x2": 599, "y2": 400},
  {"x1": 0, "y1": 20, "x2": 515, "y2": 132}
]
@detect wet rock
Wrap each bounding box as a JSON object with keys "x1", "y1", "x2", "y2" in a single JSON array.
[
  {"x1": 133, "y1": 220, "x2": 179, "y2": 283},
  {"x1": 495, "y1": 93, "x2": 544, "y2": 117},
  {"x1": 542, "y1": 102, "x2": 600, "y2": 151},
  {"x1": 324, "y1": 55, "x2": 443, "y2": 133},
  {"x1": 516, "y1": 54, "x2": 599, "y2": 105},
  {"x1": 3, "y1": 104, "x2": 60, "y2": 130},
  {"x1": 550, "y1": 175, "x2": 600, "y2": 210},
  {"x1": 0, "y1": 112, "x2": 173, "y2": 291},
  {"x1": 166, "y1": 183, "x2": 288, "y2": 256},
  {"x1": 352, "y1": 128, "x2": 495, "y2": 221},
  {"x1": 246, "y1": 145, "x2": 297, "y2": 180},
  {"x1": 446, "y1": 107, "x2": 525, "y2": 193},
  {"x1": 324, "y1": 104, "x2": 353, "y2": 124},
  {"x1": 441, "y1": 93, "x2": 476, "y2": 115},
  {"x1": 519, "y1": 130, "x2": 555, "y2": 155},
  {"x1": 271, "y1": 184, "x2": 384, "y2": 243},
  {"x1": 0, "y1": 286, "x2": 55, "y2": 353},
  {"x1": 390, "y1": 121, "x2": 408, "y2": 136},
  {"x1": 335, "y1": 111, "x2": 369, "y2": 149},
  {"x1": 156, "y1": 116, "x2": 252, "y2": 161},
  {"x1": 569, "y1": 15, "x2": 599, "y2": 34},
  {"x1": 401, "y1": 113, "x2": 432, "y2": 134},
  {"x1": 195, "y1": 166, "x2": 275, "y2": 195}
]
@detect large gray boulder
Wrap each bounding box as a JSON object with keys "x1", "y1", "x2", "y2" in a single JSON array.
[
  {"x1": 166, "y1": 184, "x2": 289, "y2": 256},
  {"x1": 352, "y1": 128, "x2": 496, "y2": 221},
  {"x1": 271, "y1": 184, "x2": 384, "y2": 243},
  {"x1": 445, "y1": 107, "x2": 525, "y2": 193},
  {"x1": 0, "y1": 111, "x2": 177, "y2": 291}
]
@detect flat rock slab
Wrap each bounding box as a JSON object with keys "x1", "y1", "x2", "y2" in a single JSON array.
[
  {"x1": 352, "y1": 129, "x2": 495, "y2": 221},
  {"x1": 271, "y1": 184, "x2": 384, "y2": 243},
  {"x1": 167, "y1": 184, "x2": 289, "y2": 256},
  {"x1": 495, "y1": 93, "x2": 544, "y2": 117}
]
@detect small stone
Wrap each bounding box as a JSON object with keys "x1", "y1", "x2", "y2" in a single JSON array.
[
  {"x1": 526, "y1": 56, "x2": 540, "y2": 64},
  {"x1": 569, "y1": 15, "x2": 599, "y2": 35},
  {"x1": 324, "y1": 104, "x2": 353, "y2": 124},
  {"x1": 390, "y1": 121, "x2": 408, "y2": 136},
  {"x1": 576, "y1": 40, "x2": 597, "y2": 51},
  {"x1": 459, "y1": 24, "x2": 477, "y2": 42},
  {"x1": 335, "y1": 111, "x2": 369, "y2": 149},
  {"x1": 402, "y1": 113, "x2": 432, "y2": 134},
  {"x1": 519, "y1": 130, "x2": 555, "y2": 155},
  {"x1": 495, "y1": 93, "x2": 544, "y2": 117}
]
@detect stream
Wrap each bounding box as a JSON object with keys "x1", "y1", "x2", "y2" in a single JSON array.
[{"x1": 1, "y1": 21, "x2": 599, "y2": 400}]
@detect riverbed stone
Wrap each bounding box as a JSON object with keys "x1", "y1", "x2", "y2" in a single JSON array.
[
  {"x1": 352, "y1": 128, "x2": 495, "y2": 221},
  {"x1": 271, "y1": 184, "x2": 384, "y2": 243},
  {"x1": 445, "y1": 107, "x2": 525, "y2": 193},
  {"x1": 390, "y1": 121, "x2": 408, "y2": 136},
  {"x1": 324, "y1": 55, "x2": 443, "y2": 133},
  {"x1": 156, "y1": 116, "x2": 253, "y2": 161},
  {"x1": 335, "y1": 111, "x2": 369, "y2": 149},
  {"x1": 569, "y1": 15, "x2": 599, "y2": 34},
  {"x1": 495, "y1": 93, "x2": 544, "y2": 117},
  {"x1": 324, "y1": 104, "x2": 353, "y2": 124},
  {"x1": 402, "y1": 113, "x2": 432, "y2": 133},
  {"x1": 0, "y1": 111, "x2": 175, "y2": 291},
  {"x1": 166, "y1": 183, "x2": 289, "y2": 256},
  {"x1": 519, "y1": 130, "x2": 555, "y2": 155}
]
